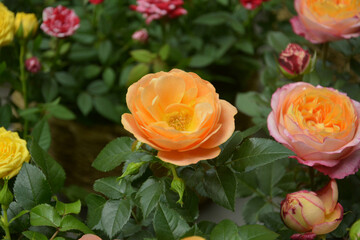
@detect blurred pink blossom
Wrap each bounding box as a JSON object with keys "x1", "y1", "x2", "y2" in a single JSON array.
[
  {"x1": 132, "y1": 29, "x2": 148, "y2": 43},
  {"x1": 239, "y1": 0, "x2": 269, "y2": 10},
  {"x1": 25, "y1": 57, "x2": 41, "y2": 73},
  {"x1": 89, "y1": 0, "x2": 104, "y2": 4}
]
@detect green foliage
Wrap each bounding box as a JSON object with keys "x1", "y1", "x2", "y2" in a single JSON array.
[
  {"x1": 136, "y1": 178, "x2": 165, "y2": 218},
  {"x1": 210, "y1": 219, "x2": 241, "y2": 240}
]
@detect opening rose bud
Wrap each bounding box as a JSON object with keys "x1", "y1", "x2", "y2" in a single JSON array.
[
  {"x1": 278, "y1": 43, "x2": 312, "y2": 78},
  {"x1": 281, "y1": 180, "x2": 343, "y2": 236},
  {"x1": 121, "y1": 69, "x2": 237, "y2": 166},
  {"x1": 132, "y1": 29, "x2": 148, "y2": 43},
  {"x1": 25, "y1": 57, "x2": 41, "y2": 73},
  {"x1": 14, "y1": 12, "x2": 38, "y2": 39}
]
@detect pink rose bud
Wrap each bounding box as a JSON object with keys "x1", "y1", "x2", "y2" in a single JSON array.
[
  {"x1": 281, "y1": 180, "x2": 343, "y2": 236},
  {"x1": 40, "y1": 5, "x2": 80, "y2": 38},
  {"x1": 130, "y1": 0, "x2": 187, "y2": 24},
  {"x1": 132, "y1": 29, "x2": 148, "y2": 43},
  {"x1": 79, "y1": 234, "x2": 102, "y2": 240},
  {"x1": 291, "y1": 233, "x2": 317, "y2": 240},
  {"x1": 25, "y1": 57, "x2": 41, "y2": 73},
  {"x1": 278, "y1": 43, "x2": 311, "y2": 78},
  {"x1": 239, "y1": 0, "x2": 269, "y2": 10},
  {"x1": 89, "y1": 0, "x2": 104, "y2": 4}
]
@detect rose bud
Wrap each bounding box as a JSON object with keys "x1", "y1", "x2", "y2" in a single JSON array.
[
  {"x1": 40, "y1": 5, "x2": 80, "y2": 38},
  {"x1": 350, "y1": 219, "x2": 360, "y2": 240},
  {"x1": 281, "y1": 180, "x2": 343, "y2": 237},
  {"x1": 268, "y1": 82, "x2": 360, "y2": 179},
  {"x1": 291, "y1": 0, "x2": 360, "y2": 43},
  {"x1": 14, "y1": 12, "x2": 38, "y2": 39},
  {"x1": 239, "y1": 0, "x2": 269, "y2": 10},
  {"x1": 89, "y1": 0, "x2": 104, "y2": 4},
  {"x1": 25, "y1": 57, "x2": 41, "y2": 73},
  {"x1": 278, "y1": 43, "x2": 312, "y2": 79},
  {"x1": 132, "y1": 29, "x2": 148, "y2": 43}
]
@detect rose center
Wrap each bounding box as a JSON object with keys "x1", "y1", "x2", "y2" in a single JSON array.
[
  {"x1": 166, "y1": 110, "x2": 193, "y2": 131},
  {"x1": 306, "y1": 0, "x2": 360, "y2": 20}
]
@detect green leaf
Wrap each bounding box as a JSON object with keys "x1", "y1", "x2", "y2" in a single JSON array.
[
  {"x1": 131, "y1": 50, "x2": 156, "y2": 63},
  {"x1": 101, "y1": 199, "x2": 132, "y2": 239},
  {"x1": 259, "y1": 212, "x2": 285, "y2": 232},
  {"x1": 236, "y1": 38, "x2": 254, "y2": 55},
  {"x1": 83, "y1": 65, "x2": 102, "y2": 80},
  {"x1": 257, "y1": 161, "x2": 285, "y2": 196},
  {"x1": 159, "y1": 44, "x2": 170, "y2": 60},
  {"x1": 0, "y1": 104, "x2": 12, "y2": 128},
  {"x1": 60, "y1": 215, "x2": 93, "y2": 233},
  {"x1": 22, "y1": 231, "x2": 48, "y2": 240},
  {"x1": 267, "y1": 31, "x2": 291, "y2": 53},
  {"x1": 238, "y1": 225, "x2": 279, "y2": 240},
  {"x1": 127, "y1": 63, "x2": 150, "y2": 86},
  {"x1": 103, "y1": 67, "x2": 116, "y2": 87},
  {"x1": 14, "y1": 163, "x2": 52, "y2": 210},
  {"x1": 9, "y1": 209, "x2": 29, "y2": 224},
  {"x1": 235, "y1": 92, "x2": 270, "y2": 117},
  {"x1": 31, "y1": 119, "x2": 51, "y2": 151},
  {"x1": 153, "y1": 203, "x2": 190, "y2": 240},
  {"x1": 92, "y1": 137, "x2": 152, "y2": 172},
  {"x1": 55, "y1": 72, "x2": 77, "y2": 87},
  {"x1": 8, "y1": 202, "x2": 29, "y2": 232},
  {"x1": 87, "y1": 80, "x2": 109, "y2": 95},
  {"x1": 204, "y1": 166, "x2": 236, "y2": 211},
  {"x1": 30, "y1": 204, "x2": 62, "y2": 228},
  {"x1": 55, "y1": 199, "x2": 81, "y2": 216},
  {"x1": 93, "y1": 177, "x2": 126, "y2": 199},
  {"x1": 30, "y1": 141, "x2": 66, "y2": 193},
  {"x1": 85, "y1": 194, "x2": 106, "y2": 229},
  {"x1": 231, "y1": 138, "x2": 293, "y2": 172},
  {"x1": 210, "y1": 219, "x2": 240, "y2": 240},
  {"x1": 217, "y1": 131, "x2": 244, "y2": 165},
  {"x1": 242, "y1": 197, "x2": 273, "y2": 224},
  {"x1": 93, "y1": 96, "x2": 120, "y2": 123},
  {"x1": 189, "y1": 54, "x2": 215, "y2": 68},
  {"x1": 136, "y1": 178, "x2": 164, "y2": 218},
  {"x1": 46, "y1": 104, "x2": 76, "y2": 120},
  {"x1": 194, "y1": 12, "x2": 231, "y2": 26},
  {"x1": 77, "y1": 92, "x2": 93, "y2": 116},
  {"x1": 98, "y1": 40, "x2": 113, "y2": 64}
]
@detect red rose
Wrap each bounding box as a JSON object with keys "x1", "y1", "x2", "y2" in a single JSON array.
[
  {"x1": 25, "y1": 57, "x2": 41, "y2": 73},
  {"x1": 130, "y1": 0, "x2": 187, "y2": 24},
  {"x1": 40, "y1": 5, "x2": 80, "y2": 38},
  {"x1": 239, "y1": 0, "x2": 269, "y2": 10},
  {"x1": 89, "y1": 0, "x2": 104, "y2": 4}
]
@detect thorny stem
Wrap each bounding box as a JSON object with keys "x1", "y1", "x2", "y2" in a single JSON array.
[
  {"x1": 19, "y1": 41, "x2": 28, "y2": 139},
  {"x1": 1, "y1": 204, "x2": 11, "y2": 240}
]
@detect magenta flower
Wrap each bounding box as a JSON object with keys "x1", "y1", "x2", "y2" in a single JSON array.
[{"x1": 25, "y1": 57, "x2": 41, "y2": 73}]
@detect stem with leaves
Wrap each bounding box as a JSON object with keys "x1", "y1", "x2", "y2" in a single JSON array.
[
  {"x1": 19, "y1": 41, "x2": 28, "y2": 139},
  {"x1": 1, "y1": 204, "x2": 11, "y2": 240},
  {"x1": 49, "y1": 229, "x2": 59, "y2": 240}
]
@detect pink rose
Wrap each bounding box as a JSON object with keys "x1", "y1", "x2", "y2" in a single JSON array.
[
  {"x1": 132, "y1": 29, "x2": 148, "y2": 43},
  {"x1": 290, "y1": 0, "x2": 360, "y2": 44},
  {"x1": 278, "y1": 43, "x2": 311, "y2": 78},
  {"x1": 281, "y1": 180, "x2": 343, "y2": 237},
  {"x1": 239, "y1": 0, "x2": 269, "y2": 10},
  {"x1": 40, "y1": 5, "x2": 80, "y2": 38},
  {"x1": 89, "y1": 0, "x2": 104, "y2": 4},
  {"x1": 25, "y1": 57, "x2": 41, "y2": 73},
  {"x1": 268, "y1": 82, "x2": 360, "y2": 179},
  {"x1": 130, "y1": 0, "x2": 187, "y2": 24}
]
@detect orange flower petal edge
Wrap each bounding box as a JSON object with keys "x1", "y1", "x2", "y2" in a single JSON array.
[{"x1": 121, "y1": 69, "x2": 237, "y2": 166}]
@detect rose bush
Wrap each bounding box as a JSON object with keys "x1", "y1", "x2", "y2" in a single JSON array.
[
  {"x1": 40, "y1": 5, "x2": 80, "y2": 38},
  {"x1": 14, "y1": 12, "x2": 38, "y2": 38},
  {"x1": 281, "y1": 180, "x2": 343, "y2": 238},
  {"x1": 121, "y1": 69, "x2": 237, "y2": 166},
  {"x1": 0, "y1": 127, "x2": 30, "y2": 179},
  {"x1": 290, "y1": 0, "x2": 360, "y2": 43},
  {"x1": 0, "y1": 2, "x2": 14, "y2": 47},
  {"x1": 268, "y1": 82, "x2": 360, "y2": 179}
]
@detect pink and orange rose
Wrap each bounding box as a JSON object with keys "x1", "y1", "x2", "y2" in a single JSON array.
[
  {"x1": 121, "y1": 69, "x2": 237, "y2": 166},
  {"x1": 290, "y1": 0, "x2": 360, "y2": 43},
  {"x1": 268, "y1": 82, "x2": 360, "y2": 179},
  {"x1": 281, "y1": 180, "x2": 343, "y2": 238}
]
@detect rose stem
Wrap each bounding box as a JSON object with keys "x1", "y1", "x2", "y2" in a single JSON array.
[{"x1": 19, "y1": 40, "x2": 28, "y2": 139}]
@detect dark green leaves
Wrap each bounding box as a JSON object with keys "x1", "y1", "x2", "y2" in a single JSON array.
[
  {"x1": 210, "y1": 220, "x2": 240, "y2": 240},
  {"x1": 231, "y1": 138, "x2": 293, "y2": 172},
  {"x1": 31, "y1": 119, "x2": 51, "y2": 151},
  {"x1": 92, "y1": 137, "x2": 152, "y2": 172},
  {"x1": 136, "y1": 178, "x2": 164, "y2": 218},
  {"x1": 101, "y1": 199, "x2": 132, "y2": 239},
  {"x1": 238, "y1": 225, "x2": 279, "y2": 240},
  {"x1": 204, "y1": 166, "x2": 236, "y2": 211},
  {"x1": 93, "y1": 177, "x2": 126, "y2": 199},
  {"x1": 153, "y1": 203, "x2": 190, "y2": 240},
  {"x1": 30, "y1": 204, "x2": 62, "y2": 228},
  {"x1": 85, "y1": 194, "x2": 106, "y2": 229},
  {"x1": 14, "y1": 163, "x2": 52, "y2": 210}
]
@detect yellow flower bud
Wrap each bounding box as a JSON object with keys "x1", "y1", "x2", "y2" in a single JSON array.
[
  {"x1": 14, "y1": 12, "x2": 38, "y2": 38},
  {"x1": 0, "y1": 3, "x2": 15, "y2": 47},
  {"x1": 0, "y1": 127, "x2": 30, "y2": 179}
]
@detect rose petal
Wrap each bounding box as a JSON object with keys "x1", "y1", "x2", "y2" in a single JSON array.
[
  {"x1": 316, "y1": 180, "x2": 338, "y2": 214},
  {"x1": 312, "y1": 203, "x2": 343, "y2": 235}
]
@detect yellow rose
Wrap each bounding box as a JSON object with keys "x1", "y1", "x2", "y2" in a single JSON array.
[
  {"x1": 0, "y1": 127, "x2": 30, "y2": 179},
  {"x1": 14, "y1": 12, "x2": 38, "y2": 38},
  {"x1": 0, "y1": 3, "x2": 15, "y2": 46}
]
